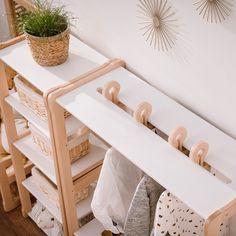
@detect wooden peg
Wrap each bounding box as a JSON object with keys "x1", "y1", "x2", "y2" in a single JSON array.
[
  {"x1": 168, "y1": 126, "x2": 187, "y2": 151},
  {"x1": 133, "y1": 102, "x2": 152, "y2": 126},
  {"x1": 102, "y1": 80, "x2": 120, "y2": 104},
  {"x1": 189, "y1": 141, "x2": 209, "y2": 166}
]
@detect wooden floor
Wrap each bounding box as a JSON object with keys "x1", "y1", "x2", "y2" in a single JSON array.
[{"x1": 0, "y1": 199, "x2": 44, "y2": 236}]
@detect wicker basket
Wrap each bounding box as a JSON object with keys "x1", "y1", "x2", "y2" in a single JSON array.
[
  {"x1": 29, "y1": 122, "x2": 90, "y2": 163},
  {"x1": 24, "y1": 28, "x2": 70, "y2": 66},
  {"x1": 14, "y1": 75, "x2": 70, "y2": 121},
  {"x1": 31, "y1": 167, "x2": 89, "y2": 208}
]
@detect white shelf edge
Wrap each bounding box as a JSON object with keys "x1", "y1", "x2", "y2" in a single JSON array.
[
  {"x1": 14, "y1": 135, "x2": 56, "y2": 184},
  {"x1": 14, "y1": 135, "x2": 105, "y2": 184},
  {"x1": 23, "y1": 177, "x2": 96, "y2": 226},
  {"x1": 74, "y1": 219, "x2": 104, "y2": 236},
  {"x1": 23, "y1": 176, "x2": 62, "y2": 223},
  {"x1": 76, "y1": 185, "x2": 95, "y2": 220},
  {"x1": 71, "y1": 144, "x2": 106, "y2": 179},
  {"x1": 5, "y1": 93, "x2": 82, "y2": 138},
  {"x1": 0, "y1": 35, "x2": 108, "y2": 93},
  {"x1": 5, "y1": 93, "x2": 49, "y2": 136}
]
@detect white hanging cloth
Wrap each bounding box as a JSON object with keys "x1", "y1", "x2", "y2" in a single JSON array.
[{"x1": 91, "y1": 147, "x2": 143, "y2": 234}]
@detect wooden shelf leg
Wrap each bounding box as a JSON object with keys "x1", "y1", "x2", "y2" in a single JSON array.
[
  {"x1": 0, "y1": 60, "x2": 32, "y2": 216},
  {"x1": 205, "y1": 199, "x2": 236, "y2": 236},
  {"x1": 0, "y1": 163, "x2": 17, "y2": 211},
  {"x1": 47, "y1": 102, "x2": 78, "y2": 236},
  {"x1": 4, "y1": 0, "x2": 17, "y2": 38}
]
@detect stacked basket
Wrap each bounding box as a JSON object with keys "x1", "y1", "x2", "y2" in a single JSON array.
[
  {"x1": 31, "y1": 167, "x2": 89, "y2": 208},
  {"x1": 14, "y1": 74, "x2": 90, "y2": 201}
]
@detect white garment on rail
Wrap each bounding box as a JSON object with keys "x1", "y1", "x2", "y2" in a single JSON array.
[
  {"x1": 91, "y1": 147, "x2": 143, "y2": 234},
  {"x1": 153, "y1": 190, "x2": 229, "y2": 236}
]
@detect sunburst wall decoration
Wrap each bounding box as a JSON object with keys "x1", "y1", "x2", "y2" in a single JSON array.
[
  {"x1": 194, "y1": 0, "x2": 234, "y2": 23},
  {"x1": 137, "y1": 0, "x2": 179, "y2": 52}
]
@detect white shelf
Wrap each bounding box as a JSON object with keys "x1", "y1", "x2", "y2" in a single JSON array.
[
  {"x1": 75, "y1": 185, "x2": 95, "y2": 220},
  {"x1": 5, "y1": 93, "x2": 82, "y2": 138},
  {"x1": 71, "y1": 143, "x2": 105, "y2": 180},
  {"x1": 57, "y1": 91, "x2": 236, "y2": 220},
  {"x1": 0, "y1": 35, "x2": 108, "y2": 93},
  {"x1": 14, "y1": 135, "x2": 56, "y2": 183},
  {"x1": 23, "y1": 176, "x2": 62, "y2": 223},
  {"x1": 14, "y1": 135, "x2": 105, "y2": 184},
  {"x1": 74, "y1": 219, "x2": 104, "y2": 236},
  {"x1": 23, "y1": 177, "x2": 96, "y2": 225},
  {"x1": 57, "y1": 67, "x2": 236, "y2": 190}
]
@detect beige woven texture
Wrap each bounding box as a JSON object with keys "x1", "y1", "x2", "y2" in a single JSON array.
[
  {"x1": 25, "y1": 28, "x2": 70, "y2": 66},
  {"x1": 31, "y1": 167, "x2": 89, "y2": 208},
  {"x1": 14, "y1": 75, "x2": 70, "y2": 121},
  {"x1": 32, "y1": 132, "x2": 90, "y2": 163}
]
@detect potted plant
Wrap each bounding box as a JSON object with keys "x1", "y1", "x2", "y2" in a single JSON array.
[{"x1": 22, "y1": 0, "x2": 70, "y2": 66}]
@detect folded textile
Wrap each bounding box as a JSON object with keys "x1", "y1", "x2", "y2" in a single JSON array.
[
  {"x1": 153, "y1": 190, "x2": 229, "y2": 236},
  {"x1": 124, "y1": 175, "x2": 165, "y2": 236}
]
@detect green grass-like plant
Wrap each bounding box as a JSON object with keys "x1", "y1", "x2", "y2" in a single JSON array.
[{"x1": 22, "y1": 0, "x2": 70, "y2": 37}]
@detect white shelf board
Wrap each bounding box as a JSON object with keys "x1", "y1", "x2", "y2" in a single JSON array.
[
  {"x1": 14, "y1": 135, "x2": 56, "y2": 183},
  {"x1": 24, "y1": 177, "x2": 95, "y2": 225},
  {"x1": 57, "y1": 91, "x2": 236, "y2": 220},
  {"x1": 14, "y1": 135, "x2": 105, "y2": 184},
  {"x1": 0, "y1": 35, "x2": 108, "y2": 93},
  {"x1": 23, "y1": 176, "x2": 62, "y2": 223},
  {"x1": 5, "y1": 93, "x2": 82, "y2": 138},
  {"x1": 57, "y1": 67, "x2": 236, "y2": 190},
  {"x1": 74, "y1": 219, "x2": 104, "y2": 236},
  {"x1": 71, "y1": 144, "x2": 105, "y2": 179},
  {"x1": 76, "y1": 185, "x2": 95, "y2": 220}
]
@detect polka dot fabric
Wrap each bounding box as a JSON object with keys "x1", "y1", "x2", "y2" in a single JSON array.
[{"x1": 153, "y1": 191, "x2": 229, "y2": 236}]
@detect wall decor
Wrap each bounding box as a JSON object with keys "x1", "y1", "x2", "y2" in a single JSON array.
[
  {"x1": 137, "y1": 0, "x2": 179, "y2": 51},
  {"x1": 194, "y1": 0, "x2": 234, "y2": 23}
]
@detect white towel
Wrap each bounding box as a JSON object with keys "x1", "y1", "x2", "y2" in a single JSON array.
[{"x1": 91, "y1": 148, "x2": 143, "y2": 233}]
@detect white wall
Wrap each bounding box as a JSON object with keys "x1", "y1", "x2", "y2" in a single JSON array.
[
  {"x1": 0, "y1": 0, "x2": 10, "y2": 42},
  {"x1": 64, "y1": 0, "x2": 236, "y2": 138}
]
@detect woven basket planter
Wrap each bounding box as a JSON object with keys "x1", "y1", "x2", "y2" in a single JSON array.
[
  {"x1": 14, "y1": 75, "x2": 70, "y2": 121},
  {"x1": 31, "y1": 167, "x2": 89, "y2": 208},
  {"x1": 24, "y1": 28, "x2": 70, "y2": 66},
  {"x1": 29, "y1": 122, "x2": 90, "y2": 163}
]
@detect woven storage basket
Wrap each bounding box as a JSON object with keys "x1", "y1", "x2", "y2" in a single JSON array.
[
  {"x1": 31, "y1": 167, "x2": 89, "y2": 208},
  {"x1": 14, "y1": 75, "x2": 70, "y2": 121},
  {"x1": 29, "y1": 122, "x2": 90, "y2": 163},
  {"x1": 24, "y1": 28, "x2": 70, "y2": 66}
]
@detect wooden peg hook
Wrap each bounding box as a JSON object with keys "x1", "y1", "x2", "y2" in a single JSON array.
[
  {"x1": 189, "y1": 141, "x2": 209, "y2": 166},
  {"x1": 102, "y1": 80, "x2": 120, "y2": 104},
  {"x1": 133, "y1": 102, "x2": 152, "y2": 126},
  {"x1": 168, "y1": 126, "x2": 187, "y2": 151}
]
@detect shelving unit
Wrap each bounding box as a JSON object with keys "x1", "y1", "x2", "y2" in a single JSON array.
[
  {"x1": 3, "y1": 31, "x2": 235, "y2": 236},
  {"x1": 0, "y1": 35, "x2": 122, "y2": 235},
  {"x1": 53, "y1": 65, "x2": 236, "y2": 235}
]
